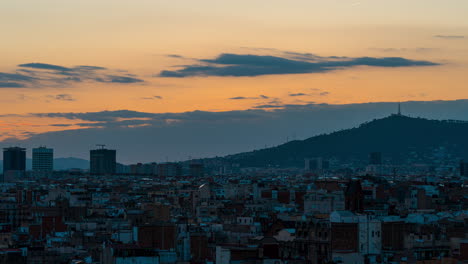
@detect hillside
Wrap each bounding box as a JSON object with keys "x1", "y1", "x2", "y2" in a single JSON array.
[{"x1": 222, "y1": 114, "x2": 468, "y2": 167}]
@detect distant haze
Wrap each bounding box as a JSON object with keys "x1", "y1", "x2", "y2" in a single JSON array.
[{"x1": 2, "y1": 100, "x2": 468, "y2": 164}]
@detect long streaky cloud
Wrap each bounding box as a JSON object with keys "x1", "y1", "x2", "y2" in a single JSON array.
[
  {"x1": 0, "y1": 63, "x2": 144, "y2": 88},
  {"x1": 159, "y1": 52, "x2": 439, "y2": 78},
  {"x1": 434, "y1": 35, "x2": 464, "y2": 39},
  {"x1": 19, "y1": 63, "x2": 71, "y2": 71}
]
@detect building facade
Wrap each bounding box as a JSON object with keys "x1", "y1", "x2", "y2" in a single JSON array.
[
  {"x1": 3, "y1": 147, "x2": 26, "y2": 175},
  {"x1": 32, "y1": 147, "x2": 53, "y2": 172},
  {"x1": 90, "y1": 148, "x2": 116, "y2": 175}
]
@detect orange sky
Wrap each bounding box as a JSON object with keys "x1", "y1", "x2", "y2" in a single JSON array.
[{"x1": 1, "y1": 0, "x2": 468, "y2": 140}]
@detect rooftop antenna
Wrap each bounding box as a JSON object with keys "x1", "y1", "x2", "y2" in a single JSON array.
[{"x1": 96, "y1": 144, "x2": 106, "y2": 149}]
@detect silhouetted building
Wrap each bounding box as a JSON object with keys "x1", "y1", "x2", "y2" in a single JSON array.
[
  {"x1": 331, "y1": 222, "x2": 359, "y2": 252},
  {"x1": 381, "y1": 221, "x2": 406, "y2": 251},
  {"x1": 129, "y1": 162, "x2": 157, "y2": 175},
  {"x1": 32, "y1": 147, "x2": 53, "y2": 172},
  {"x1": 189, "y1": 163, "x2": 204, "y2": 177},
  {"x1": 90, "y1": 148, "x2": 116, "y2": 175},
  {"x1": 460, "y1": 160, "x2": 468, "y2": 176},
  {"x1": 305, "y1": 157, "x2": 329, "y2": 172},
  {"x1": 345, "y1": 180, "x2": 364, "y2": 213},
  {"x1": 158, "y1": 163, "x2": 182, "y2": 177},
  {"x1": 135, "y1": 223, "x2": 177, "y2": 250},
  {"x1": 369, "y1": 152, "x2": 382, "y2": 165},
  {"x1": 3, "y1": 147, "x2": 26, "y2": 175}
]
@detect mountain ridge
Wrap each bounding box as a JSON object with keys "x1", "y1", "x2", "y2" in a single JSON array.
[{"x1": 218, "y1": 114, "x2": 468, "y2": 167}]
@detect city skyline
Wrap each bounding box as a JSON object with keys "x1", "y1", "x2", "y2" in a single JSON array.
[{"x1": 0, "y1": 2, "x2": 467, "y2": 263}]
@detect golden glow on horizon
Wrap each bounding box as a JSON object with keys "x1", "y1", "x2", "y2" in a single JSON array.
[{"x1": 1, "y1": 0, "x2": 468, "y2": 139}]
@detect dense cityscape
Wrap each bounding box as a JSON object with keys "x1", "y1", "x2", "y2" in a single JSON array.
[
  {"x1": 0, "y1": 115, "x2": 467, "y2": 264},
  {"x1": 2, "y1": 1, "x2": 468, "y2": 263}
]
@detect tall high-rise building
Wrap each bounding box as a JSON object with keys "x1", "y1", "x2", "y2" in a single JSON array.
[
  {"x1": 90, "y1": 147, "x2": 116, "y2": 175},
  {"x1": 32, "y1": 147, "x2": 54, "y2": 172},
  {"x1": 3, "y1": 147, "x2": 26, "y2": 175}
]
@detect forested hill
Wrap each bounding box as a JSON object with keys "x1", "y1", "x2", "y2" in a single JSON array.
[{"x1": 220, "y1": 114, "x2": 468, "y2": 167}]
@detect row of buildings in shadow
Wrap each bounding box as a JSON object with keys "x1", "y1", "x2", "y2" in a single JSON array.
[{"x1": 2, "y1": 146, "x2": 205, "y2": 180}]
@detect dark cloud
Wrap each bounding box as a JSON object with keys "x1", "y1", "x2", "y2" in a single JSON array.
[
  {"x1": 229, "y1": 96, "x2": 250, "y2": 100},
  {"x1": 229, "y1": 95, "x2": 270, "y2": 100},
  {"x1": 49, "y1": 124, "x2": 73, "y2": 127},
  {"x1": 18, "y1": 63, "x2": 71, "y2": 71},
  {"x1": 159, "y1": 53, "x2": 439, "y2": 77},
  {"x1": 319, "y1": 92, "x2": 330, "y2": 96},
  {"x1": 30, "y1": 109, "x2": 267, "y2": 125},
  {"x1": 252, "y1": 104, "x2": 283, "y2": 109},
  {"x1": 434, "y1": 35, "x2": 464, "y2": 39},
  {"x1": 74, "y1": 65, "x2": 107, "y2": 70},
  {"x1": 142, "y1": 95, "x2": 163, "y2": 100},
  {"x1": 53, "y1": 94, "x2": 76, "y2": 101},
  {"x1": 75, "y1": 119, "x2": 154, "y2": 128},
  {"x1": 0, "y1": 82, "x2": 27, "y2": 88},
  {"x1": 33, "y1": 110, "x2": 157, "y2": 122},
  {"x1": 19, "y1": 131, "x2": 36, "y2": 138},
  {"x1": 252, "y1": 98, "x2": 284, "y2": 109},
  {"x1": 167, "y1": 54, "x2": 184, "y2": 58},
  {"x1": 289, "y1": 93, "x2": 307, "y2": 97},
  {"x1": 101, "y1": 76, "x2": 144, "y2": 84},
  {"x1": 0, "y1": 72, "x2": 35, "y2": 82},
  {"x1": 1, "y1": 63, "x2": 143, "y2": 88}
]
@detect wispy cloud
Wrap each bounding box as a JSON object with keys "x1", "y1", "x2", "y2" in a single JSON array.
[
  {"x1": 434, "y1": 35, "x2": 465, "y2": 39},
  {"x1": 289, "y1": 89, "x2": 329, "y2": 98},
  {"x1": 141, "y1": 95, "x2": 163, "y2": 100},
  {"x1": 289, "y1": 93, "x2": 308, "y2": 97},
  {"x1": 166, "y1": 54, "x2": 185, "y2": 58},
  {"x1": 229, "y1": 95, "x2": 270, "y2": 100},
  {"x1": 49, "y1": 124, "x2": 73, "y2": 127},
  {"x1": 98, "y1": 76, "x2": 144, "y2": 84},
  {"x1": 19, "y1": 63, "x2": 72, "y2": 71},
  {"x1": 0, "y1": 82, "x2": 27, "y2": 88},
  {"x1": 0, "y1": 63, "x2": 144, "y2": 88},
  {"x1": 47, "y1": 94, "x2": 76, "y2": 101},
  {"x1": 370, "y1": 47, "x2": 437, "y2": 53}
]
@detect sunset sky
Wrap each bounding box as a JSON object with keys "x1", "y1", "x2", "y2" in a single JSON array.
[{"x1": 1, "y1": 0, "x2": 468, "y2": 160}]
